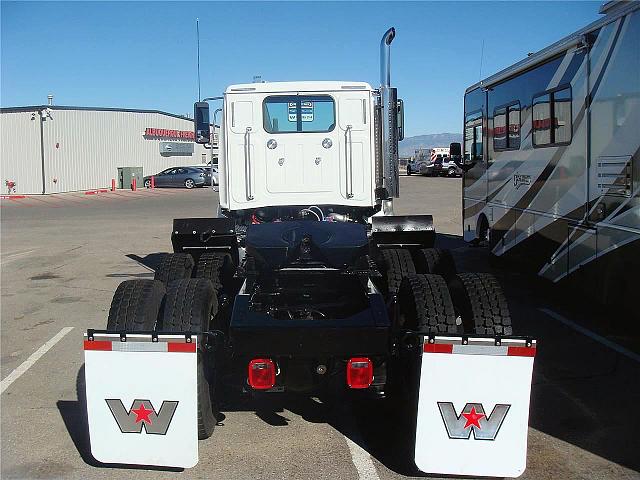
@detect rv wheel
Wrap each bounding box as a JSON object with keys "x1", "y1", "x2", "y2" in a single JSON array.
[{"x1": 450, "y1": 273, "x2": 512, "y2": 335}]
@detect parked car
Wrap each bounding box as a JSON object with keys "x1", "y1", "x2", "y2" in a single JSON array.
[
  {"x1": 143, "y1": 166, "x2": 207, "y2": 189},
  {"x1": 190, "y1": 164, "x2": 219, "y2": 186}
]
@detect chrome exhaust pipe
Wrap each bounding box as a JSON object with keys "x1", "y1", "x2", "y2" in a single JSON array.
[
  {"x1": 378, "y1": 27, "x2": 399, "y2": 202},
  {"x1": 380, "y1": 27, "x2": 396, "y2": 88}
]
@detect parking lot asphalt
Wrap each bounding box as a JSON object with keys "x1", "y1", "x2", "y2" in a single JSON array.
[{"x1": 1, "y1": 178, "x2": 639, "y2": 480}]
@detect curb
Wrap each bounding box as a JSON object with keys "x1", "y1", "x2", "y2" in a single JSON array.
[{"x1": 1, "y1": 195, "x2": 27, "y2": 200}]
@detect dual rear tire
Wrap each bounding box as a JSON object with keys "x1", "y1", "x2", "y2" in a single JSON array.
[
  {"x1": 106, "y1": 273, "x2": 221, "y2": 439},
  {"x1": 381, "y1": 248, "x2": 512, "y2": 336}
]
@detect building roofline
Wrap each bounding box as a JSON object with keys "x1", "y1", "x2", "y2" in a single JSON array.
[{"x1": 0, "y1": 105, "x2": 193, "y2": 120}]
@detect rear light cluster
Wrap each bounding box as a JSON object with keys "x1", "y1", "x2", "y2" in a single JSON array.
[
  {"x1": 347, "y1": 357, "x2": 373, "y2": 389},
  {"x1": 247, "y1": 356, "x2": 373, "y2": 390},
  {"x1": 248, "y1": 358, "x2": 276, "y2": 390}
]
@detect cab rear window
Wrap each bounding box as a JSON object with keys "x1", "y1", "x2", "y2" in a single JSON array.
[{"x1": 263, "y1": 96, "x2": 335, "y2": 133}]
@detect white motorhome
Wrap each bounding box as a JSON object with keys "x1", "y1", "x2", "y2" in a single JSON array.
[{"x1": 462, "y1": 1, "x2": 639, "y2": 308}]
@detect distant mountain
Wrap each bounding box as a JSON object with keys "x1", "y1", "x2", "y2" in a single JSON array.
[{"x1": 399, "y1": 133, "x2": 462, "y2": 157}]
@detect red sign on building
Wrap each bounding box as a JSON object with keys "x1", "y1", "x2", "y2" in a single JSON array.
[{"x1": 145, "y1": 128, "x2": 195, "y2": 140}]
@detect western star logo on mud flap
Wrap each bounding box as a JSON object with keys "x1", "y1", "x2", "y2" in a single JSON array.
[
  {"x1": 438, "y1": 402, "x2": 510, "y2": 440},
  {"x1": 106, "y1": 399, "x2": 178, "y2": 435}
]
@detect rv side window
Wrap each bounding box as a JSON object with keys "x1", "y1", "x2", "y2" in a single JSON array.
[
  {"x1": 464, "y1": 111, "x2": 483, "y2": 163},
  {"x1": 493, "y1": 108, "x2": 507, "y2": 150},
  {"x1": 533, "y1": 86, "x2": 572, "y2": 147},
  {"x1": 263, "y1": 95, "x2": 335, "y2": 134},
  {"x1": 493, "y1": 102, "x2": 521, "y2": 151}
]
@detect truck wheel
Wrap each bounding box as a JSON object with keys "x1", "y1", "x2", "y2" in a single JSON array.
[
  {"x1": 450, "y1": 273, "x2": 512, "y2": 335},
  {"x1": 161, "y1": 278, "x2": 218, "y2": 439},
  {"x1": 378, "y1": 248, "x2": 416, "y2": 297},
  {"x1": 413, "y1": 248, "x2": 456, "y2": 281},
  {"x1": 448, "y1": 167, "x2": 456, "y2": 177},
  {"x1": 106, "y1": 279, "x2": 165, "y2": 331},
  {"x1": 398, "y1": 274, "x2": 458, "y2": 334},
  {"x1": 154, "y1": 253, "x2": 194, "y2": 286},
  {"x1": 194, "y1": 252, "x2": 234, "y2": 294}
]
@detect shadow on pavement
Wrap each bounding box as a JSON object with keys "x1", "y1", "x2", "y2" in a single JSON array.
[
  {"x1": 126, "y1": 253, "x2": 168, "y2": 272},
  {"x1": 439, "y1": 233, "x2": 640, "y2": 473}
]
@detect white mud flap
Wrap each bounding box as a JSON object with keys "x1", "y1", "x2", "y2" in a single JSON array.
[
  {"x1": 84, "y1": 332, "x2": 199, "y2": 468},
  {"x1": 414, "y1": 335, "x2": 536, "y2": 478}
]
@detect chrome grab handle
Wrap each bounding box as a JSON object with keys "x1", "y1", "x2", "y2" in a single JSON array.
[
  {"x1": 244, "y1": 127, "x2": 254, "y2": 200},
  {"x1": 345, "y1": 125, "x2": 354, "y2": 198}
]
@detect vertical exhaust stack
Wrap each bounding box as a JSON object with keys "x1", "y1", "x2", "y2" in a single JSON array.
[{"x1": 379, "y1": 28, "x2": 400, "y2": 204}]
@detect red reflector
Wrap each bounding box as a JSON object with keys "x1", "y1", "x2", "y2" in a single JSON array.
[
  {"x1": 83, "y1": 340, "x2": 112, "y2": 351},
  {"x1": 347, "y1": 357, "x2": 373, "y2": 389},
  {"x1": 423, "y1": 343, "x2": 454, "y2": 354},
  {"x1": 248, "y1": 358, "x2": 276, "y2": 390},
  {"x1": 507, "y1": 346, "x2": 537, "y2": 357},
  {"x1": 168, "y1": 342, "x2": 196, "y2": 353}
]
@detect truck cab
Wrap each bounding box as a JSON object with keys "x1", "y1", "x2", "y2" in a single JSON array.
[{"x1": 218, "y1": 82, "x2": 377, "y2": 212}]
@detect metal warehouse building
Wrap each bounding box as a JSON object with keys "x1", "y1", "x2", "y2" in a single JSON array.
[{"x1": 0, "y1": 105, "x2": 213, "y2": 194}]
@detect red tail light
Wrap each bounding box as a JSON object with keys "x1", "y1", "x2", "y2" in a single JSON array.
[
  {"x1": 347, "y1": 357, "x2": 373, "y2": 389},
  {"x1": 248, "y1": 358, "x2": 276, "y2": 390}
]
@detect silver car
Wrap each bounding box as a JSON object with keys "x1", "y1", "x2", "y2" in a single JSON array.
[{"x1": 143, "y1": 167, "x2": 207, "y2": 189}]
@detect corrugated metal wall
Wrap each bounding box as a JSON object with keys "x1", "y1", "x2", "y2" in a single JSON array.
[
  {"x1": 1, "y1": 108, "x2": 210, "y2": 194},
  {"x1": 1, "y1": 111, "x2": 44, "y2": 194}
]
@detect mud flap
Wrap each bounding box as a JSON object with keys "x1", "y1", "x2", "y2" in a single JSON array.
[
  {"x1": 84, "y1": 332, "x2": 199, "y2": 468},
  {"x1": 414, "y1": 335, "x2": 536, "y2": 478}
]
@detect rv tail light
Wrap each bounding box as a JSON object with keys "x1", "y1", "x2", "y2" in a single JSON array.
[
  {"x1": 347, "y1": 357, "x2": 373, "y2": 389},
  {"x1": 248, "y1": 358, "x2": 276, "y2": 390}
]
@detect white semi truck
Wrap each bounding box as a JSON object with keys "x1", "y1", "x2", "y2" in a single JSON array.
[{"x1": 83, "y1": 28, "x2": 537, "y2": 476}]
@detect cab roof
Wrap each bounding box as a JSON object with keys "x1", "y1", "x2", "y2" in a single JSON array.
[{"x1": 225, "y1": 81, "x2": 374, "y2": 94}]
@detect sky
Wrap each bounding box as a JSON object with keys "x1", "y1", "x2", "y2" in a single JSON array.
[{"x1": 1, "y1": 1, "x2": 603, "y2": 136}]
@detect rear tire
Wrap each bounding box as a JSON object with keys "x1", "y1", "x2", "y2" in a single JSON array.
[
  {"x1": 194, "y1": 252, "x2": 234, "y2": 295},
  {"x1": 161, "y1": 278, "x2": 218, "y2": 439},
  {"x1": 450, "y1": 273, "x2": 512, "y2": 335},
  {"x1": 377, "y1": 248, "x2": 416, "y2": 297},
  {"x1": 106, "y1": 280, "x2": 165, "y2": 331},
  {"x1": 154, "y1": 253, "x2": 194, "y2": 286},
  {"x1": 398, "y1": 274, "x2": 458, "y2": 334},
  {"x1": 413, "y1": 248, "x2": 456, "y2": 281},
  {"x1": 448, "y1": 167, "x2": 456, "y2": 177}
]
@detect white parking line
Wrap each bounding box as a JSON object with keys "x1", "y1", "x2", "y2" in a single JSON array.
[
  {"x1": 539, "y1": 308, "x2": 640, "y2": 363},
  {"x1": 344, "y1": 435, "x2": 380, "y2": 480},
  {"x1": 1, "y1": 249, "x2": 35, "y2": 266},
  {"x1": 1, "y1": 327, "x2": 74, "y2": 393}
]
